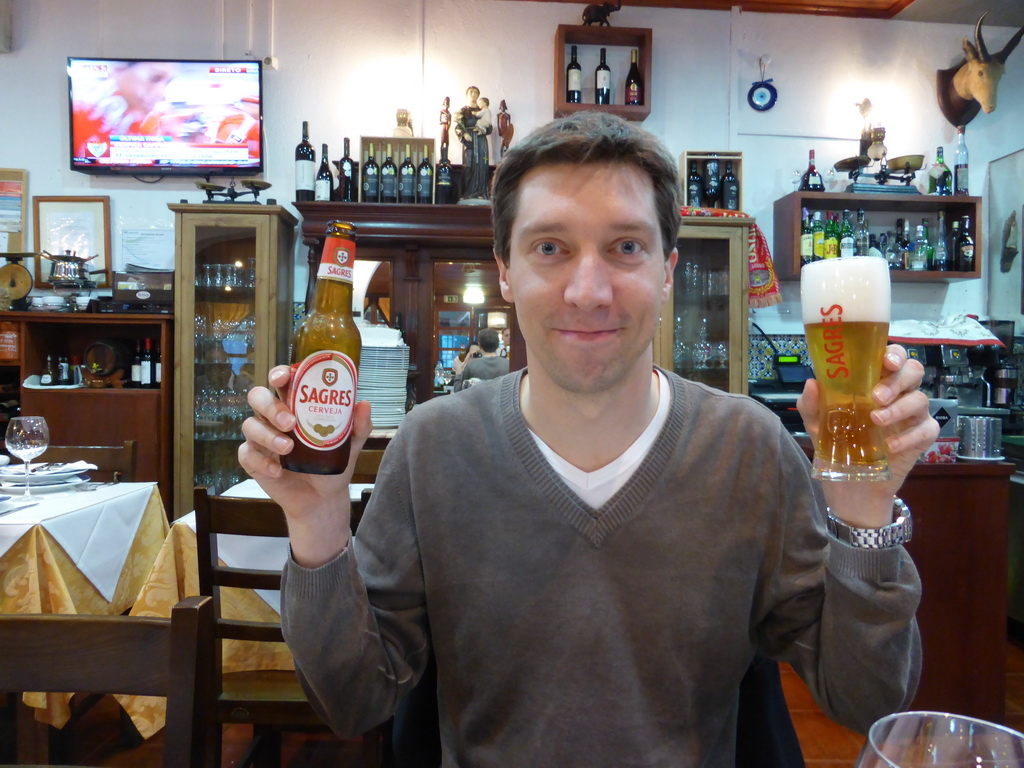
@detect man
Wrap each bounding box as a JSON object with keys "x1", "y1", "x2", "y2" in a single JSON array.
[
  {"x1": 455, "y1": 328, "x2": 509, "y2": 390},
  {"x1": 240, "y1": 112, "x2": 938, "y2": 767}
]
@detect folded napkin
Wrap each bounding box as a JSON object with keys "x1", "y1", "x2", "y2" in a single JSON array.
[{"x1": 888, "y1": 315, "x2": 1004, "y2": 346}]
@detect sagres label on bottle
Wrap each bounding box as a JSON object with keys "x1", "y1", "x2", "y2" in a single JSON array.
[
  {"x1": 288, "y1": 350, "x2": 358, "y2": 450},
  {"x1": 318, "y1": 236, "x2": 354, "y2": 284}
]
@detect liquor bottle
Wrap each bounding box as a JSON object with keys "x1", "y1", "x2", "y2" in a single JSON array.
[
  {"x1": 335, "y1": 138, "x2": 358, "y2": 203},
  {"x1": 130, "y1": 340, "x2": 142, "y2": 388},
  {"x1": 927, "y1": 146, "x2": 952, "y2": 196},
  {"x1": 839, "y1": 210, "x2": 855, "y2": 258},
  {"x1": 900, "y1": 218, "x2": 912, "y2": 269},
  {"x1": 920, "y1": 218, "x2": 934, "y2": 269},
  {"x1": 950, "y1": 219, "x2": 961, "y2": 268},
  {"x1": 361, "y1": 142, "x2": 380, "y2": 203},
  {"x1": 294, "y1": 121, "x2": 315, "y2": 202},
  {"x1": 57, "y1": 354, "x2": 71, "y2": 386},
  {"x1": 823, "y1": 212, "x2": 839, "y2": 259},
  {"x1": 868, "y1": 233, "x2": 883, "y2": 259},
  {"x1": 380, "y1": 144, "x2": 398, "y2": 203},
  {"x1": 415, "y1": 148, "x2": 434, "y2": 204},
  {"x1": 154, "y1": 340, "x2": 162, "y2": 387},
  {"x1": 435, "y1": 144, "x2": 455, "y2": 204},
  {"x1": 282, "y1": 221, "x2": 362, "y2": 475},
  {"x1": 140, "y1": 338, "x2": 153, "y2": 388},
  {"x1": 398, "y1": 144, "x2": 416, "y2": 204},
  {"x1": 624, "y1": 49, "x2": 643, "y2": 106},
  {"x1": 595, "y1": 47, "x2": 611, "y2": 105},
  {"x1": 702, "y1": 154, "x2": 720, "y2": 208},
  {"x1": 798, "y1": 150, "x2": 825, "y2": 192},
  {"x1": 811, "y1": 211, "x2": 825, "y2": 261},
  {"x1": 39, "y1": 355, "x2": 55, "y2": 386},
  {"x1": 909, "y1": 225, "x2": 928, "y2": 270},
  {"x1": 314, "y1": 143, "x2": 333, "y2": 202},
  {"x1": 686, "y1": 161, "x2": 703, "y2": 207},
  {"x1": 933, "y1": 211, "x2": 950, "y2": 271},
  {"x1": 565, "y1": 44, "x2": 582, "y2": 104},
  {"x1": 957, "y1": 215, "x2": 975, "y2": 271},
  {"x1": 799, "y1": 209, "x2": 813, "y2": 266},
  {"x1": 883, "y1": 232, "x2": 902, "y2": 270},
  {"x1": 721, "y1": 161, "x2": 739, "y2": 211},
  {"x1": 854, "y1": 209, "x2": 870, "y2": 256},
  {"x1": 954, "y1": 125, "x2": 969, "y2": 195}
]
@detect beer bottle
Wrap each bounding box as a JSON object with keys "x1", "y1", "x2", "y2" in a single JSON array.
[{"x1": 282, "y1": 221, "x2": 362, "y2": 475}]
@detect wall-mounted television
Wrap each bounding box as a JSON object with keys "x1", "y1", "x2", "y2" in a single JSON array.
[{"x1": 68, "y1": 57, "x2": 263, "y2": 176}]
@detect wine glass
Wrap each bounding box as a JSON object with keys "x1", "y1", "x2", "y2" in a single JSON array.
[
  {"x1": 6, "y1": 416, "x2": 50, "y2": 498},
  {"x1": 856, "y1": 711, "x2": 1024, "y2": 768}
]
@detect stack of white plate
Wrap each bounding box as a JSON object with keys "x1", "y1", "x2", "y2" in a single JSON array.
[{"x1": 359, "y1": 343, "x2": 410, "y2": 429}]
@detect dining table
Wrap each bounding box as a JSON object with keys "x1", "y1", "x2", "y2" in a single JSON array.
[{"x1": 0, "y1": 478, "x2": 169, "y2": 730}]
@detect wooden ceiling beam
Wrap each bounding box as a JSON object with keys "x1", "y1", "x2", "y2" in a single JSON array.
[{"x1": 497, "y1": 0, "x2": 912, "y2": 20}]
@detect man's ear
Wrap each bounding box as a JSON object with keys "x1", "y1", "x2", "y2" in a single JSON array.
[
  {"x1": 662, "y1": 248, "x2": 679, "y2": 303},
  {"x1": 495, "y1": 250, "x2": 514, "y2": 303}
]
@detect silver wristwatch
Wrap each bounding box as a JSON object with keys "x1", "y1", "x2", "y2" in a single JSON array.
[{"x1": 826, "y1": 497, "x2": 912, "y2": 549}]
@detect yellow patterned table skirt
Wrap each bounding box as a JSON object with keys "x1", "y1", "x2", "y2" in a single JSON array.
[
  {"x1": 119, "y1": 520, "x2": 294, "y2": 739},
  {"x1": 0, "y1": 486, "x2": 168, "y2": 728}
]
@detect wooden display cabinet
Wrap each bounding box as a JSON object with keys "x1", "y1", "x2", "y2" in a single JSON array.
[
  {"x1": 169, "y1": 204, "x2": 295, "y2": 519},
  {"x1": 553, "y1": 24, "x2": 652, "y2": 121},
  {"x1": 773, "y1": 190, "x2": 982, "y2": 281},
  {"x1": 8, "y1": 312, "x2": 173, "y2": 509},
  {"x1": 680, "y1": 151, "x2": 744, "y2": 212},
  {"x1": 654, "y1": 218, "x2": 752, "y2": 395}
]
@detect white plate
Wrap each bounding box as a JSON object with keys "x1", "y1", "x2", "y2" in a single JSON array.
[
  {"x1": 0, "y1": 468, "x2": 89, "y2": 484},
  {"x1": 0, "y1": 475, "x2": 89, "y2": 493}
]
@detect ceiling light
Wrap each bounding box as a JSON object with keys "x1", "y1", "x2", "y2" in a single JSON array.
[{"x1": 463, "y1": 286, "x2": 485, "y2": 304}]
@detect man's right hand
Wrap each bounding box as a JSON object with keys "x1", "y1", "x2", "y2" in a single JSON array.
[{"x1": 238, "y1": 364, "x2": 373, "y2": 566}]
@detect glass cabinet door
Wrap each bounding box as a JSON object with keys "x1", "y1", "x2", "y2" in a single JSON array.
[
  {"x1": 656, "y1": 222, "x2": 749, "y2": 395},
  {"x1": 171, "y1": 205, "x2": 295, "y2": 518}
]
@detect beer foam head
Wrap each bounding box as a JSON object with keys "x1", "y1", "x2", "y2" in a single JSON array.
[{"x1": 801, "y1": 256, "x2": 891, "y2": 325}]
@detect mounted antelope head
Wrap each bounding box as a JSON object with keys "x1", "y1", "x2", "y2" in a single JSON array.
[{"x1": 936, "y1": 13, "x2": 1024, "y2": 127}]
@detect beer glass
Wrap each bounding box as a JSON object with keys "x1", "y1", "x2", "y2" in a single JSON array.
[
  {"x1": 801, "y1": 256, "x2": 891, "y2": 480},
  {"x1": 855, "y1": 711, "x2": 1024, "y2": 768}
]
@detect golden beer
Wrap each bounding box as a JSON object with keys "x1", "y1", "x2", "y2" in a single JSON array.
[{"x1": 801, "y1": 257, "x2": 891, "y2": 480}]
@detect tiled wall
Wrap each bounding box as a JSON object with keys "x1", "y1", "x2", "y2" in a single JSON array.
[{"x1": 748, "y1": 334, "x2": 808, "y2": 382}]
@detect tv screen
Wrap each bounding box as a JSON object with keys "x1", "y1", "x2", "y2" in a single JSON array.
[{"x1": 68, "y1": 57, "x2": 263, "y2": 176}]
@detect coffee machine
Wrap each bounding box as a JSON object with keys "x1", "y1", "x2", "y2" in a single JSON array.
[{"x1": 918, "y1": 344, "x2": 986, "y2": 405}]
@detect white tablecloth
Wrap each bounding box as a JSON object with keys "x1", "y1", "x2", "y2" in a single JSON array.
[{"x1": 0, "y1": 482, "x2": 160, "y2": 602}]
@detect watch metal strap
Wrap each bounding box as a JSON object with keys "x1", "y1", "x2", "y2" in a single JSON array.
[{"x1": 827, "y1": 497, "x2": 912, "y2": 549}]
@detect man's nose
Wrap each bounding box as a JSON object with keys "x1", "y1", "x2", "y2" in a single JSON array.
[{"x1": 563, "y1": 250, "x2": 613, "y2": 310}]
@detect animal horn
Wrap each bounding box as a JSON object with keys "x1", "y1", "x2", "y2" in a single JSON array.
[
  {"x1": 995, "y1": 25, "x2": 1024, "y2": 63},
  {"x1": 975, "y1": 12, "x2": 990, "y2": 61}
]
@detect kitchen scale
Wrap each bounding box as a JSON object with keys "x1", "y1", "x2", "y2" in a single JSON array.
[
  {"x1": 835, "y1": 154, "x2": 925, "y2": 195},
  {"x1": 0, "y1": 253, "x2": 36, "y2": 310}
]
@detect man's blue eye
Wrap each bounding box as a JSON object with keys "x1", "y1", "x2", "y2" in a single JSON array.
[
  {"x1": 620, "y1": 241, "x2": 640, "y2": 255},
  {"x1": 539, "y1": 242, "x2": 558, "y2": 255}
]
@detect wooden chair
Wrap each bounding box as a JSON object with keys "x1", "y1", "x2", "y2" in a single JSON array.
[
  {"x1": 43, "y1": 440, "x2": 138, "y2": 483},
  {"x1": 193, "y1": 486, "x2": 382, "y2": 768},
  {"x1": 0, "y1": 596, "x2": 213, "y2": 768}
]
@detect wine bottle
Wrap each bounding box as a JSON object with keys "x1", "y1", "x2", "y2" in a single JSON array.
[
  {"x1": 702, "y1": 154, "x2": 720, "y2": 208},
  {"x1": 957, "y1": 215, "x2": 975, "y2": 271},
  {"x1": 314, "y1": 143, "x2": 332, "y2": 202},
  {"x1": 335, "y1": 137, "x2": 358, "y2": 203},
  {"x1": 954, "y1": 125, "x2": 969, "y2": 195},
  {"x1": 380, "y1": 143, "x2": 398, "y2": 204},
  {"x1": 361, "y1": 142, "x2": 380, "y2": 203},
  {"x1": 721, "y1": 161, "x2": 739, "y2": 211},
  {"x1": 927, "y1": 146, "x2": 952, "y2": 196},
  {"x1": 140, "y1": 338, "x2": 153, "y2": 388},
  {"x1": 398, "y1": 143, "x2": 416, "y2": 204},
  {"x1": 811, "y1": 211, "x2": 825, "y2": 261},
  {"x1": 686, "y1": 161, "x2": 703, "y2": 207},
  {"x1": 595, "y1": 47, "x2": 611, "y2": 105},
  {"x1": 416, "y1": 147, "x2": 434, "y2": 204},
  {"x1": 294, "y1": 120, "x2": 315, "y2": 202},
  {"x1": 839, "y1": 210, "x2": 855, "y2": 258},
  {"x1": 798, "y1": 150, "x2": 825, "y2": 192},
  {"x1": 624, "y1": 49, "x2": 643, "y2": 106},
  {"x1": 950, "y1": 219, "x2": 960, "y2": 269},
  {"x1": 566, "y1": 44, "x2": 582, "y2": 104},
  {"x1": 282, "y1": 221, "x2": 362, "y2": 475},
  {"x1": 154, "y1": 340, "x2": 162, "y2": 387},
  {"x1": 799, "y1": 209, "x2": 813, "y2": 266},
  {"x1": 435, "y1": 144, "x2": 455, "y2": 204}
]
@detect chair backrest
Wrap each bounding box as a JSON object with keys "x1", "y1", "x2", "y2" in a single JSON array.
[
  {"x1": 44, "y1": 440, "x2": 138, "y2": 483},
  {"x1": 352, "y1": 447, "x2": 384, "y2": 484},
  {"x1": 0, "y1": 595, "x2": 213, "y2": 768},
  {"x1": 193, "y1": 486, "x2": 289, "y2": 646}
]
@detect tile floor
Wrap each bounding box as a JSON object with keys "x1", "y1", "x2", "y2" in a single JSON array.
[{"x1": 8, "y1": 633, "x2": 1024, "y2": 767}]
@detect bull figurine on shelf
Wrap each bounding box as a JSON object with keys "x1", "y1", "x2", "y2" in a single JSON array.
[
  {"x1": 582, "y1": 0, "x2": 621, "y2": 26},
  {"x1": 936, "y1": 12, "x2": 1024, "y2": 127}
]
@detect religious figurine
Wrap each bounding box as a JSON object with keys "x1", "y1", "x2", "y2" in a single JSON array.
[
  {"x1": 454, "y1": 86, "x2": 492, "y2": 203},
  {"x1": 497, "y1": 100, "x2": 514, "y2": 158},
  {"x1": 393, "y1": 108, "x2": 413, "y2": 138},
  {"x1": 439, "y1": 96, "x2": 451, "y2": 153}
]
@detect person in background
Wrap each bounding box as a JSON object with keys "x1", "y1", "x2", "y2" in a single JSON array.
[
  {"x1": 499, "y1": 327, "x2": 510, "y2": 358},
  {"x1": 450, "y1": 340, "x2": 480, "y2": 380},
  {"x1": 239, "y1": 111, "x2": 938, "y2": 766},
  {"x1": 454, "y1": 328, "x2": 509, "y2": 391}
]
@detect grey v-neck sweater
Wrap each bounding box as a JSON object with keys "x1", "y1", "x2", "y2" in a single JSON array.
[{"x1": 282, "y1": 369, "x2": 921, "y2": 767}]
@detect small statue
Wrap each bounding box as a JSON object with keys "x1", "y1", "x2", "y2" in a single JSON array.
[
  {"x1": 439, "y1": 96, "x2": 451, "y2": 153},
  {"x1": 497, "y1": 100, "x2": 514, "y2": 158},
  {"x1": 393, "y1": 108, "x2": 414, "y2": 137},
  {"x1": 454, "y1": 86, "x2": 492, "y2": 202},
  {"x1": 582, "y1": 0, "x2": 622, "y2": 26}
]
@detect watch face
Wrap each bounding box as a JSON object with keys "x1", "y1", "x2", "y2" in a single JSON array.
[{"x1": 747, "y1": 81, "x2": 777, "y2": 112}]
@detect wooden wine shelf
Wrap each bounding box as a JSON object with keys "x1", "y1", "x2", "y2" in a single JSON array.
[{"x1": 553, "y1": 25, "x2": 652, "y2": 121}]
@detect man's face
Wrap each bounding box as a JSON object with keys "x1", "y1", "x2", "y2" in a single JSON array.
[
  {"x1": 116, "y1": 63, "x2": 176, "y2": 115},
  {"x1": 495, "y1": 162, "x2": 676, "y2": 396}
]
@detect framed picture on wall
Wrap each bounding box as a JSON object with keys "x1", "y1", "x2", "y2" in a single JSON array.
[
  {"x1": 0, "y1": 168, "x2": 27, "y2": 253},
  {"x1": 32, "y1": 195, "x2": 112, "y2": 287}
]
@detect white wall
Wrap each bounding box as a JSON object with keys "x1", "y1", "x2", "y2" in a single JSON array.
[{"x1": 0, "y1": 0, "x2": 1021, "y2": 326}]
